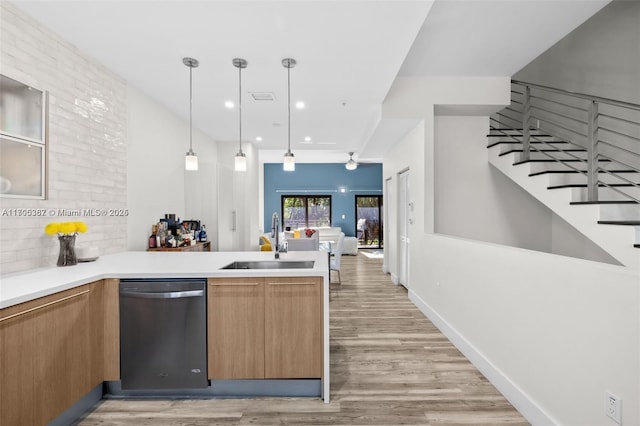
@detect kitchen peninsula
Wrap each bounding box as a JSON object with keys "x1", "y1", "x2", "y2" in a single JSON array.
[{"x1": 0, "y1": 250, "x2": 330, "y2": 425}]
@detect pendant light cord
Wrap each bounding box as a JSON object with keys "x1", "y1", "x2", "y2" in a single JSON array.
[
  {"x1": 239, "y1": 64, "x2": 243, "y2": 154},
  {"x1": 189, "y1": 65, "x2": 193, "y2": 152},
  {"x1": 287, "y1": 62, "x2": 291, "y2": 154}
]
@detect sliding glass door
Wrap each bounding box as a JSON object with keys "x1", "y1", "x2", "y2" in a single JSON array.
[{"x1": 355, "y1": 195, "x2": 383, "y2": 249}]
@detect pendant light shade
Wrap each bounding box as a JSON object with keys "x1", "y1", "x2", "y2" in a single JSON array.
[
  {"x1": 185, "y1": 152, "x2": 198, "y2": 171},
  {"x1": 282, "y1": 58, "x2": 296, "y2": 171},
  {"x1": 283, "y1": 151, "x2": 295, "y2": 171},
  {"x1": 235, "y1": 152, "x2": 247, "y2": 171},
  {"x1": 233, "y1": 58, "x2": 248, "y2": 172},
  {"x1": 183, "y1": 57, "x2": 199, "y2": 171},
  {"x1": 345, "y1": 152, "x2": 357, "y2": 170}
]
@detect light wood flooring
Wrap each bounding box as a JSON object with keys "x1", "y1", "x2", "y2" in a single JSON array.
[{"x1": 77, "y1": 253, "x2": 529, "y2": 426}]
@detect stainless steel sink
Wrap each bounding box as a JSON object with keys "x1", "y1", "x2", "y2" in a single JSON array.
[{"x1": 221, "y1": 260, "x2": 315, "y2": 270}]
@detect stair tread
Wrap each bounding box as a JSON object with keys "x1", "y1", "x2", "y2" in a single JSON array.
[
  {"x1": 499, "y1": 149, "x2": 586, "y2": 157},
  {"x1": 487, "y1": 133, "x2": 554, "y2": 137},
  {"x1": 597, "y1": 220, "x2": 640, "y2": 226},
  {"x1": 529, "y1": 170, "x2": 637, "y2": 177},
  {"x1": 488, "y1": 127, "x2": 550, "y2": 134},
  {"x1": 513, "y1": 159, "x2": 611, "y2": 166},
  {"x1": 505, "y1": 148, "x2": 585, "y2": 152},
  {"x1": 570, "y1": 201, "x2": 640, "y2": 205},
  {"x1": 548, "y1": 183, "x2": 639, "y2": 189},
  {"x1": 487, "y1": 140, "x2": 570, "y2": 148}
]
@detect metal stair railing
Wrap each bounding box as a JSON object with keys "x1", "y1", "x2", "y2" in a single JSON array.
[{"x1": 491, "y1": 80, "x2": 640, "y2": 203}]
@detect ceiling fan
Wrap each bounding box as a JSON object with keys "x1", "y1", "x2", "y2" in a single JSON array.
[
  {"x1": 345, "y1": 152, "x2": 358, "y2": 170},
  {"x1": 345, "y1": 152, "x2": 379, "y2": 170}
]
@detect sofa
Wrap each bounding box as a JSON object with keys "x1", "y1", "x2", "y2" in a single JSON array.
[
  {"x1": 293, "y1": 226, "x2": 358, "y2": 255},
  {"x1": 313, "y1": 227, "x2": 342, "y2": 243}
]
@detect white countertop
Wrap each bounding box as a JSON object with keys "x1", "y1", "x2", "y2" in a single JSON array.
[{"x1": 0, "y1": 250, "x2": 329, "y2": 309}]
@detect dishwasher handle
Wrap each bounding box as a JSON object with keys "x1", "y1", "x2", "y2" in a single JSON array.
[{"x1": 120, "y1": 289, "x2": 204, "y2": 299}]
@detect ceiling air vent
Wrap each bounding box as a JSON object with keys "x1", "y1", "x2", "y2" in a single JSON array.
[{"x1": 250, "y1": 92, "x2": 276, "y2": 101}]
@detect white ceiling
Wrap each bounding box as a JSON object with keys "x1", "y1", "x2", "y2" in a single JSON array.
[{"x1": 12, "y1": 0, "x2": 609, "y2": 163}]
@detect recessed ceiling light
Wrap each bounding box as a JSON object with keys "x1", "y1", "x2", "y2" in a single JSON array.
[
  {"x1": 295, "y1": 101, "x2": 305, "y2": 109},
  {"x1": 304, "y1": 136, "x2": 311, "y2": 142},
  {"x1": 255, "y1": 136, "x2": 263, "y2": 142},
  {"x1": 225, "y1": 101, "x2": 234, "y2": 109}
]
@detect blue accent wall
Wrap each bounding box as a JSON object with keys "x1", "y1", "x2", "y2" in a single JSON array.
[{"x1": 263, "y1": 163, "x2": 382, "y2": 237}]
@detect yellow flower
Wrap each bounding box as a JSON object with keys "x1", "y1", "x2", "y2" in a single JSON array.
[
  {"x1": 59, "y1": 222, "x2": 76, "y2": 234},
  {"x1": 44, "y1": 222, "x2": 60, "y2": 235},
  {"x1": 44, "y1": 221, "x2": 88, "y2": 235}
]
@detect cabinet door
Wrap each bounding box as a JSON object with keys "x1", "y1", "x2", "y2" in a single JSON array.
[
  {"x1": 103, "y1": 278, "x2": 120, "y2": 381},
  {"x1": 208, "y1": 278, "x2": 265, "y2": 379},
  {"x1": 0, "y1": 284, "x2": 95, "y2": 425},
  {"x1": 265, "y1": 277, "x2": 323, "y2": 379},
  {"x1": 0, "y1": 294, "x2": 36, "y2": 425}
]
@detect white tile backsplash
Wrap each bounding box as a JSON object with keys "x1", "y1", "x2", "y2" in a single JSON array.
[{"x1": 0, "y1": 2, "x2": 128, "y2": 274}]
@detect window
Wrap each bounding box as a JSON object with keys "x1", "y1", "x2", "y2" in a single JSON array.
[{"x1": 281, "y1": 195, "x2": 331, "y2": 229}]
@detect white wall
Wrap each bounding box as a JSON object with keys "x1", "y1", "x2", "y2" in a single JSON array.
[
  {"x1": 382, "y1": 74, "x2": 640, "y2": 425},
  {"x1": 0, "y1": 2, "x2": 127, "y2": 274},
  {"x1": 551, "y1": 213, "x2": 620, "y2": 264},
  {"x1": 126, "y1": 85, "x2": 218, "y2": 251},
  {"x1": 513, "y1": 1, "x2": 640, "y2": 105},
  {"x1": 383, "y1": 121, "x2": 425, "y2": 283},
  {"x1": 184, "y1": 145, "x2": 218, "y2": 251},
  {"x1": 433, "y1": 115, "x2": 618, "y2": 264},
  {"x1": 434, "y1": 116, "x2": 552, "y2": 251},
  {"x1": 411, "y1": 234, "x2": 639, "y2": 426}
]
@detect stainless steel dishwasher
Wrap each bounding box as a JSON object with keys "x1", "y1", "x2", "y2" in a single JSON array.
[{"x1": 119, "y1": 278, "x2": 208, "y2": 390}]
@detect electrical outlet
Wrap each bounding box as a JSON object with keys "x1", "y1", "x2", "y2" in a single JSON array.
[{"x1": 605, "y1": 391, "x2": 621, "y2": 424}]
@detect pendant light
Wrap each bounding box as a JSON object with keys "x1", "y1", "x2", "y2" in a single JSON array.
[
  {"x1": 233, "y1": 58, "x2": 248, "y2": 172},
  {"x1": 345, "y1": 152, "x2": 358, "y2": 170},
  {"x1": 183, "y1": 57, "x2": 199, "y2": 171},
  {"x1": 282, "y1": 58, "x2": 296, "y2": 171}
]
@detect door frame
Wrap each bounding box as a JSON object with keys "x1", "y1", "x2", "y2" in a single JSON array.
[
  {"x1": 398, "y1": 169, "x2": 410, "y2": 288},
  {"x1": 354, "y1": 195, "x2": 383, "y2": 249}
]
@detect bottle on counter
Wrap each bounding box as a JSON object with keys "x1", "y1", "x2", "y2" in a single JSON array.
[
  {"x1": 148, "y1": 224, "x2": 157, "y2": 248},
  {"x1": 166, "y1": 233, "x2": 176, "y2": 248}
]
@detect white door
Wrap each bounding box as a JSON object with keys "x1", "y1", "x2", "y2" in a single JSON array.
[{"x1": 398, "y1": 170, "x2": 410, "y2": 288}]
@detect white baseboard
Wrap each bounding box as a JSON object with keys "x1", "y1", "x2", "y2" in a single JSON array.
[
  {"x1": 408, "y1": 289, "x2": 556, "y2": 426},
  {"x1": 390, "y1": 273, "x2": 399, "y2": 285}
]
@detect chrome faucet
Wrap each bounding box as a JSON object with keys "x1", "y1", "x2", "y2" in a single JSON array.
[{"x1": 271, "y1": 212, "x2": 280, "y2": 259}]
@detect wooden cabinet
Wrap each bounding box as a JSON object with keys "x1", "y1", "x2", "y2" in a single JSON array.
[
  {"x1": 0, "y1": 281, "x2": 104, "y2": 425},
  {"x1": 207, "y1": 276, "x2": 322, "y2": 380},
  {"x1": 207, "y1": 278, "x2": 265, "y2": 379},
  {"x1": 265, "y1": 277, "x2": 323, "y2": 379}
]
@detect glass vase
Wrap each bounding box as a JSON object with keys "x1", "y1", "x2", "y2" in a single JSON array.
[{"x1": 57, "y1": 234, "x2": 77, "y2": 266}]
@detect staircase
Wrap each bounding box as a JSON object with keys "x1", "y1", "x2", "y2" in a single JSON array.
[{"x1": 488, "y1": 81, "x2": 640, "y2": 269}]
